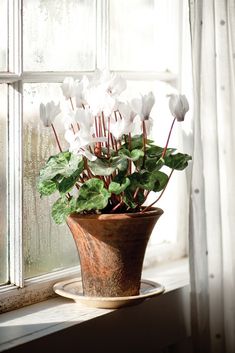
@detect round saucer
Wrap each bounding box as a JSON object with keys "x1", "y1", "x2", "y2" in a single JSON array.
[{"x1": 53, "y1": 278, "x2": 165, "y2": 309}]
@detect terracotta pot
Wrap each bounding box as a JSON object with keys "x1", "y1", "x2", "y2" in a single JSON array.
[{"x1": 66, "y1": 208, "x2": 163, "y2": 297}]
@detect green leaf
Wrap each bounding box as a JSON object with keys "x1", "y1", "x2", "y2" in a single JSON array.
[
  {"x1": 154, "y1": 171, "x2": 169, "y2": 191},
  {"x1": 64, "y1": 153, "x2": 84, "y2": 177},
  {"x1": 122, "y1": 135, "x2": 143, "y2": 150},
  {"x1": 108, "y1": 178, "x2": 130, "y2": 195},
  {"x1": 128, "y1": 171, "x2": 168, "y2": 192},
  {"x1": 88, "y1": 158, "x2": 116, "y2": 176},
  {"x1": 52, "y1": 197, "x2": 77, "y2": 224},
  {"x1": 115, "y1": 157, "x2": 128, "y2": 172},
  {"x1": 145, "y1": 156, "x2": 165, "y2": 172},
  {"x1": 76, "y1": 178, "x2": 111, "y2": 212},
  {"x1": 130, "y1": 149, "x2": 145, "y2": 161},
  {"x1": 58, "y1": 170, "x2": 80, "y2": 194},
  {"x1": 37, "y1": 179, "x2": 57, "y2": 196},
  {"x1": 146, "y1": 145, "x2": 163, "y2": 157},
  {"x1": 39, "y1": 152, "x2": 84, "y2": 181},
  {"x1": 119, "y1": 148, "x2": 144, "y2": 162},
  {"x1": 118, "y1": 148, "x2": 131, "y2": 158},
  {"x1": 122, "y1": 135, "x2": 154, "y2": 150},
  {"x1": 128, "y1": 173, "x2": 141, "y2": 190},
  {"x1": 164, "y1": 153, "x2": 192, "y2": 170},
  {"x1": 101, "y1": 147, "x2": 116, "y2": 157},
  {"x1": 88, "y1": 156, "x2": 128, "y2": 176},
  {"x1": 141, "y1": 171, "x2": 168, "y2": 192},
  {"x1": 146, "y1": 146, "x2": 176, "y2": 158}
]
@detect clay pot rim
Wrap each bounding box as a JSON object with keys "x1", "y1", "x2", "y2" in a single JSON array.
[{"x1": 67, "y1": 207, "x2": 164, "y2": 221}]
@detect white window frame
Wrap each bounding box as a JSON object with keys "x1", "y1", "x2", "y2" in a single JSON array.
[{"x1": 0, "y1": 0, "x2": 187, "y2": 313}]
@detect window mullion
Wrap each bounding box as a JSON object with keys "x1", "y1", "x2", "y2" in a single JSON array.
[
  {"x1": 96, "y1": 0, "x2": 109, "y2": 70},
  {"x1": 8, "y1": 0, "x2": 22, "y2": 75},
  {"x1": 8, "y1": 0, "x2": 23, "y2": 288},
  {"x1": 8, "y1": 81, "x2": 24, "y2": 288}
]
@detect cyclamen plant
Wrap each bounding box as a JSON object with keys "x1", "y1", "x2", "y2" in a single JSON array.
[{"x1": 38, "y1": 70, "x2": 191, "y2": 224}]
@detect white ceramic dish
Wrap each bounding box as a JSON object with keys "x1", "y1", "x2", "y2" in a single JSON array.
[{"x1": 53, "y1": 278, "x2": 165, "y2": 309}]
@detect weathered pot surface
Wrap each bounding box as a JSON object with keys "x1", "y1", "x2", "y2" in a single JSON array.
[{"x1": 66, "y1": 207, "x2": 163, "y2": 298}]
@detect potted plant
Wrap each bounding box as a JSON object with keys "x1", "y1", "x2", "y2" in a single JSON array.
[{"x1": 38, "y1": 70, "x2": 191, "y2": 303}]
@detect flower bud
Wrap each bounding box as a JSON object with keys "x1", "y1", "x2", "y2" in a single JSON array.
[
  {"x1": 169, "y1": 94, "x2": 189, "y2": 121},
  {"x1": 61, "y1": 77, "x2": 76, "y2": 99},
  {"x1": 39, "y1": 101, "x2": 61, "y2": 127}
]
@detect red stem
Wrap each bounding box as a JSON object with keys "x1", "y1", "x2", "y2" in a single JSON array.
[
  {"x1": 161, "y1": 117, "x2": 176, "y2": 159},
  {"x1": 128, "y1": 133, "x2": 132, "y2": 174},
  {"x1": 111, "y1": 200, "x2": 123, "y2": 212},
  {"x1": 142, "y1": 120, "x2": 147, "y2": 167},
  {"x1": 69, "y1": 97, "x2": 74, "y2": 110},
  {"x1": 133, "y1": 187, "x2": 140, "y2": 200},
  {"x1": 107, "y1": 117, "x2": 110, "y2": 157},
  {"x1": 102, "y1": 112, "x2": 106, "y2": 137},
  {"x1": 95, "y1": 116, "x2": 98, "y2": 137},
  {"x1": 110, "y1": 133, "x2": 115, "y2": 150},
  {"x1": 51, "y1": 123, "x2": 62, "y2": 152}
]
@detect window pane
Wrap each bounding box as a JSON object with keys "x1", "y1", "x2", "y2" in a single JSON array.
[
  {"x1": 23, "y1": 83, "x2": 79, "y2": 279},
  {"x1": 0, "y1": 0, "x2": 8, "y2": 71},
  {"x1": 109, "y1": 0, "x2": 180, "y2": 73},
  {"x1": 23, "y1": 0, "x2": 96, "y2": 71},
  {"x1": 0, "y1": 84, "x2": 8, "y2": 284}
]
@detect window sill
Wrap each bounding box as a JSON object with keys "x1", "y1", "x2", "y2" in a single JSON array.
[{"x1": 0, "y1": 258, "x2": 190, "y2": 353}]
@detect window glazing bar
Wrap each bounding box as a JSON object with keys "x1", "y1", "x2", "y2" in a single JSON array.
[
  {"x1": 8, "y1": 0, "x2": 22, "y2": 75},
  {"x1": 8, "y1": 81, "x2": 23, "y2": 288},
  {"x1": 8, "y1": 0, "x2": 23, "y2": 288}
]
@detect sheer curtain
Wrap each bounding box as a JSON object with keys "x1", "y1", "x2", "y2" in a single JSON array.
[{"x1": 189, "y1": 1, "x2": 235, "y2": 352}]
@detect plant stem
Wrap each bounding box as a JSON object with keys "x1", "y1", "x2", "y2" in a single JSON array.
[
  {"x1": 114, "y1": 111, "x2": 118, "y2": 122},
  {"x1": 84, "y1": 157, "x2": 93, "y2": 179},
  {"x1": 161, "y1": 117, "x2": 176, "y2": 159},
  {"x1": 141, "y1": 169, "x2": 174, "y2": 213},
  {"x1": 142, "y1": 120, "x2": 147, "y2": 167},
  {"x1": 69, "y1": 97, "x2": 74, "y2": 110},
  {"x1": 95, "y1": 116, "x2": 99, "y2": 137},
  {"x1": 143, "y1": 190, "x2": 150, "y2": 202},
  {"x1": 69, "y1": 97, "x2": 76, "y2": 133},
  {"x1": 128, "y1": 133, "x2": 132, "y2": 174},
  {"x1": 107, "y1": 117, "x2": 110, "y2": 157},
  {"x1": 51, "y1": 123, "x2": 62, "y2": 152},
  {"x1": 133, "y1": 187, "x2": 140, "y2": 200},
  {"x1": 102, "y1": 112, "x2": 106, "y2": 137},
  {"x1": 111, "y1": 200, "x2": 123, "y2": 212}
]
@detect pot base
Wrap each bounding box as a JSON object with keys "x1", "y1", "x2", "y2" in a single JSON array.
[{"x1": 53, "y1": 278, "x2": 165, "y2": 309}]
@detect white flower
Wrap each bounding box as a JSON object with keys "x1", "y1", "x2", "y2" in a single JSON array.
[
  {"x1": 110, "y1": 102, "x2": 137, "y2": 139},
  {"x1": 75, "y1": 107, "x2": 93, "y2": 130},
  {"x1": 65, "y1": 129, "x2": 107, "y2": 161},
  {"x1": 61, "y1": 77, "x2": 76, "y2": 100},
  {"x1": 103, "y1": 71, "x2": 127, "y2": 97},
  {"x1": 61, "y1": 107, "x2": 76, "y2": 130},
  {"x1": 118, "y1": 101, "x2": 136, "y2": 122},
  {"x1": 85, "y1": 85, "x2": 116, "y2": 117},
  {"x1": 169, "y1": 94, "x2": 189, "y2": 121},
  {"x1": 75, "y1": 76, "x2": 89, "y2": 108},
  {"x1": 39, "y1": 101, "x2": 61, "y2": 127},
  {"x1": 131, "y1": 92, "x2": 155, "y2": 121}
]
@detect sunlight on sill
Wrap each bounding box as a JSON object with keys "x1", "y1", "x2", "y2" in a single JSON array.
[{"x1": 0, "y1": 258, "x2": 189, "y2": 352}]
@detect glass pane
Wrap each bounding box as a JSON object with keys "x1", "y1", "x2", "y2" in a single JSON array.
[
  {"x1": 0, "y1": 0, "x2": 8, "y2": 71},
  {"x1": 23, "y1": 83, "x2": 79, "y2": 279},
  {"x1": 0, "y1": 84, "x2": 8, "y2": 284},
  {"x1": 23, "y1": 0, "x2": 96, "y2": 71},
  {"x1": 110, "y1": 0, "x2": 180, "y2": 73}
]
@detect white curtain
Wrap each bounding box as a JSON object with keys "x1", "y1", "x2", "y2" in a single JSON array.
[{"x1": 188, "y1": 1, "x2": 235, "y2": 352}]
